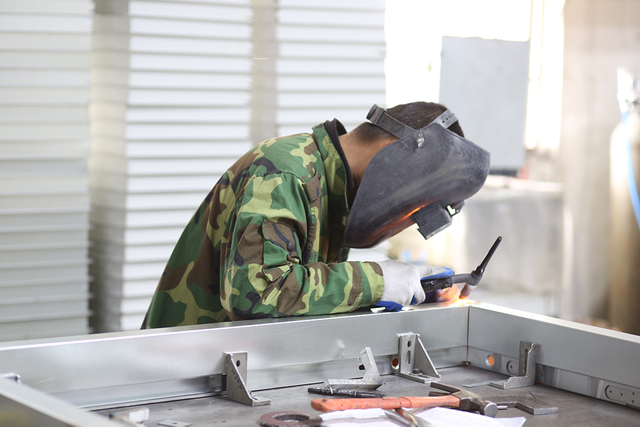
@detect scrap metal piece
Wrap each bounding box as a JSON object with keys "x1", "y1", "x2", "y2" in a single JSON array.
[
  {"x1": 483, "y1": 395, "x2": 558, "y2": 415},
  {"x1": 323, "y1": 347, "x2": 382, "y2": 391},
  {"x1": 109, "y1": 407, "x2": 150, "y2": 425},
  {"x1": 397, "y1": 333, "x2": 440, "y2": 383},
  {"x1": 259, "y1": 411, "x2": 322, "y2": 427},
  {"x1": 490, "y1": 341, "x2": 538, "y2": 390},
  {"x1": 225, "y1": 352, "x2": 270, "y2": 406}
]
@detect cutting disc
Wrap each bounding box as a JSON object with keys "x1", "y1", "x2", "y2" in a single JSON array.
[{"x1": 259, "y1": 411, "x2": 322, "y2": 427}]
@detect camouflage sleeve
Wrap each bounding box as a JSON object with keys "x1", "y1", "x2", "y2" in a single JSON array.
[{"x1": 220, "y1": 173, "x2": 385, "y2": 320}]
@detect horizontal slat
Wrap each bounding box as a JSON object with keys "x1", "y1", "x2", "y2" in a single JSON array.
[
  {"x1": 126, "y1": 107, "x2": 251, "y2": 123},
  {"x1": 129, "y1": 1, "x2": 251, "y2": 22},
  {"x1": 0, "y1": 32, "x2": 92, "y2": 50},
  {"x1": 0, "y1": 141, "x2": 89, "y2": 157},
  {"x1": 94, "y1": 15, "x2": 250, "y2": 39},
  {"x1": 91, "y1": 240, "x2": 174, "y2": 263},
  {"x1": 0, "y1": 158, "x2": 87, "y2": 173},
  {"x1": 277, "y1": 25, "x2": 385, "y2": 44},
  {"x1": 91, "y1": 277, "x2": 158, "y2": 298},
  {"x1": 0, "y1": 0, "x2": 93, "y2": 14},
  {"x1": 92, "y1": 68, "x2": 251, "y2": 89},
  {"x1": 278, "y1": 8, "x2": 384, "y2": 27},
  {"x1": 0, "y1": 281, "x2": 88, "y2": 301},
  {"x1": 276, "y1": 107, "x2": 372, "y2": 125},
  {"x1": 0, "y1": 298, "x2": 89, "y2": 323},
  {"x1": 126, "y1": 141, "x2": 251, "y2": 157},
  {"x1": 0, "y1": 262, "x2": 89, "y2": 283},
  {"x1": 92, "y1": 52, "x2": 251, "y2": 72},
  {"x1": 93, "y1": 33, "x2": 251, "y2": 56},
  {"x1": 0, "y1": 106, "x2": 89, "y2": 122},
  {"x1": 0, "y1": 87, "x2": 90, "y2": 104},
  {"x1": 89, "y1": 172, "x2": 220, "y2": 193},
  {"x1": 0, "y1": 69, "x2": 91, "y2": 86},
  {"x1": 0, "y1": 123, "x2": 90, "y2": 140},
  {"x1": 279, "y1": 0, "x2": 384, "y2": 10},
  {"x1": 277, "y1": 59, "x2": 384, "y2": 76},
  {"x1": 0, "y1": 211, "x2": 89, "y2": 229},
  {"x1": 0, "y1": 174, "x2": 88, "y2": 193},
  {"x1": 0, "y1": 192, "x2": 89, "y2": 210},
  {"x1": 279, "y1": 42, "x2": 385, "y2": 60},
  {"x1": 0, "y1": 51, "x2": 90, "y2": 68},
  {"x1": 278, "y1": 92, "x2": 383, "y2": 108},
  {"x1": 0, "y1": 14, "x2": 92, "y2": 32},
  {"x1": 278, "y1": 75, "x2": 385, "y2": 91},
  {"x1": 125, "y1": 123, "x2": 249, "y2": 139},
  {"x1": 90, "y1": 224, "x2": 182, "y2": 246},
  {"x1": 90, "y1": 189, "x2": 205, "y2": 210},
  {"x1": 90, "y1": 207, "x2": 193, "y2": 228},
  {"x1": 89, "y1": 156, "x2": 238, "y2": 175}
]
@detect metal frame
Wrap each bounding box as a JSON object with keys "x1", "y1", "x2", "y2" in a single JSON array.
[{"x1": 0, "y1": 302, "x2": 638, "y2": 424}]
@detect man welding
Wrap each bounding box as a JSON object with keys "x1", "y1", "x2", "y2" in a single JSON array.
[{"x1": 142, "y1": 102, "x2": 490, "y2": 328}]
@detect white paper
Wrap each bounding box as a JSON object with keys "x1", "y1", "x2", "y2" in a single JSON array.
[{"x1": 418, "y1": 407, "x2": 526, "y2": 427}]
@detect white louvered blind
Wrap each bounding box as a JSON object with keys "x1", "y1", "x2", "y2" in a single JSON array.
[
  {"x1": 275, "y1": 0, "x2": 389, "y2": 262},
  {"x1": 89, "y1": 0, "x2": 253, "y2": 332},
  {"x1": 0, "y1": 0, "x2": 93, "y2": 340},
  {"x1": 275, "y1": 0, "x2": 386, "y2": 136}
]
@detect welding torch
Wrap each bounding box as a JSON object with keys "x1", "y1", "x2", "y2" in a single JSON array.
[{"x1": 420, "y1": 236, "x2": 502, "y2": 299}]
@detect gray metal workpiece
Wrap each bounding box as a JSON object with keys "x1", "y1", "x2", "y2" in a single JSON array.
[{"x1": 0, "y1": 302, "x2": 639, "y2": 426}]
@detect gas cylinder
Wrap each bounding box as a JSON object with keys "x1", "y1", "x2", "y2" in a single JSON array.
[{"x1": 609, "y1": 108, "x2": 640, "y2": 335}]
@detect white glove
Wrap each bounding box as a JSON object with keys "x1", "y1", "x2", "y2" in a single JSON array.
[{"x1": 378, "y1": 260, "x2": 449, "y2": 307}]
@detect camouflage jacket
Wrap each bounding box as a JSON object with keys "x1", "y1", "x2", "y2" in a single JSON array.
[{"x1": 142, "y1": 121, "x2": 385, "y2": 328}]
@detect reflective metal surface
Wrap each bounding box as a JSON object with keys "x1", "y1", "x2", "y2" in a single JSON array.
[{"x1": 0, "y1": 301, "x2": 638, "y2": 425}]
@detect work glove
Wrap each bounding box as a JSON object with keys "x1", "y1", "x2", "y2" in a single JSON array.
[{"x1": 377, "y1": 260, "x2": 451, "y2": 311}]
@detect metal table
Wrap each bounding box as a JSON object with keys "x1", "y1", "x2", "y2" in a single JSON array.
[
  {"x1": 1, "y1": 302, "x2": 639, "y2": 426},
  {"x1": 96, "y1": 366, "x2": 639, "y2": 427}
]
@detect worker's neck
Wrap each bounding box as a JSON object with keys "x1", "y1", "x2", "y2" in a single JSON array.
[{"x1": 339, "y1": 133, "x2": 395, "y2": 191}]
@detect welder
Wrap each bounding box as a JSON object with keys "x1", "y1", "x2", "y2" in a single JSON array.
[{"x1": 142, "y1": 102, "x2": 490, "y2": 328}]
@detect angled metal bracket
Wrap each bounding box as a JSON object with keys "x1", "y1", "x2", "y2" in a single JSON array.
[
  {"x1": 322, "y1": 347, "x2": 382, "y2": 391},
  {"x1": 396, "y1": 333, "x2": 440, "y2": 383},
  {"x1": 224, "y1": 352, "x2": 270, "y2": 406},
  {"x1": 491, "y1": 341, "x2": 538, "y2": 390}
]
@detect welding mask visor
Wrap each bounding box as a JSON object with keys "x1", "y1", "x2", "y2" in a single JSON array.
[{"x1": 343, "y1": 104, "x2": 490, "y2": 249}]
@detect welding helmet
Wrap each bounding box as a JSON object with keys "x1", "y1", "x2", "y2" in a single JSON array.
[{"x1": 343, "y1": 104, "x2": 490, "y2": 248}]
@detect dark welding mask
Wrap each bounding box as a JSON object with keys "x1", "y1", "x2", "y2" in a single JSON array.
[{"x1": 343, "y1": 104, "x2": 490, "y2": 248}]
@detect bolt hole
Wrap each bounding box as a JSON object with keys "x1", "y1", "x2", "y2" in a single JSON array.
[
  {"x1": 236, "y1": 360, "x2": 241, "y2": 367},
  {"x1": 407, "y1": 340, "x2": 412, "y2": 348},
  {"x1": 391, "y1": 357, "x2": 399, "y2": 368}
]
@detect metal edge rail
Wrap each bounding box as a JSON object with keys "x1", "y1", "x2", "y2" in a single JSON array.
[{"x1": 0, "y1": 302, "x2": 639, "y2": 424}]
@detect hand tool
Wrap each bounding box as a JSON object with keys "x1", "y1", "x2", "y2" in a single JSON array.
[
  {"x1": 307, "y1": 387, "x2": 384, "y2": 398},
  {"x1": 481, "y1": 394, "x2": 558, "y2": 415},
  {"x1": 310, "y1": 383, "x2": 498, "y2": 417},
  {"x1": 420, "y1": 236, "x2": 502, "y2": 298}
]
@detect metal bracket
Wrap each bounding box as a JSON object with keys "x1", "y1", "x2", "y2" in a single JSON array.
[
  {"x1": 224, "y1": 352, "x2": 270, "y2": 406},
  {"x1": 322, "y1": 347, "x2": 382, "y2": 391},
  {"x1": 396, "y1": 333, "x2": 440, "y2": 383},
  {"x1": 491, "y1": 341, "x2": 538, "y2": 390}
]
